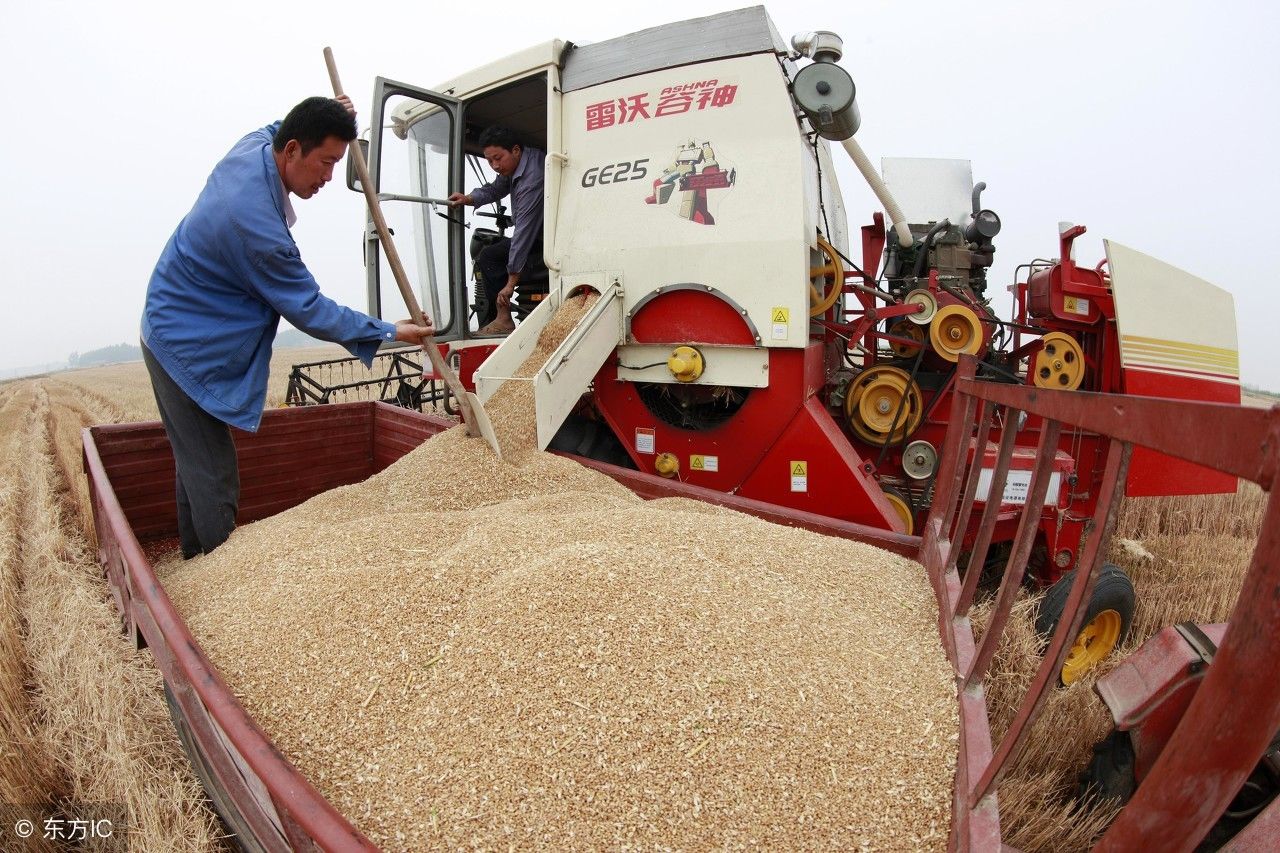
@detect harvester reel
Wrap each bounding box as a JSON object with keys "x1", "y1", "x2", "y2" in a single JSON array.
[
  {"x1": 929, "y1": 304, "x2": 985, "y2": 362},
  {"x1": 808, "y1": 236, "x2": 845, "y2": 317},
  {"x1": 1033, "y1": 332, "x2": 1086, "y2": 391},
  {"x1": 844, "y1": 365, "x2": 924, "y2": 445},
  {"x1": 903, "y1": 289, "x2": 937, "y2": 325},
  {"x1": 887, "y1": 320, "x2": 926, "y2": 358}
]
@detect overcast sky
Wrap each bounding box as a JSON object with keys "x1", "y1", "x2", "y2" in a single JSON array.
[{"x1": 3, "y1": 1, "x2": 1278, "y2": 387}]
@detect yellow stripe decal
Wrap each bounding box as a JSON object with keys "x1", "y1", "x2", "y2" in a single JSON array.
[
  {"x1": 1121, "y1": 334, "x2": 1238, "y2": 358},
  {"x1": 1121, "y1": 334, "x2": 1239, "y2": 375}
]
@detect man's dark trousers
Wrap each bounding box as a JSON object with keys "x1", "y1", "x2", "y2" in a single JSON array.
[
  {"x1": 141, "y1": 343, "x2": 239, "y2": 558},
  {"x1": 475, "y1": 238, "x2": 511, "y2": 327}
]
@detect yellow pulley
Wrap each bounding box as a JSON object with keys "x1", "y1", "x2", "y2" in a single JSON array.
[
  {"x1": 808, "y1": 236, "x2": 845, "y2": 317},
  {"x1": 887, "y1": 319, "x2": 926, "y2": 358},
  {"x1": 882, "y1": 487, "x2": 915, "y2": 535},
  {"x1": 1033, "y1": 332, "x2": 1086, "y2": 390},
  {"x1": 844, "y1": 366, "x2": 924, "y2": 445},
  {"x1": 929, "y1": 304, "x2": 985, "y2": 362}
]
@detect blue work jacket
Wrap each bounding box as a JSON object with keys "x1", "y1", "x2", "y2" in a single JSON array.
[{"x1": 141, "y1": 122, "x2": 395, "y2": 431}]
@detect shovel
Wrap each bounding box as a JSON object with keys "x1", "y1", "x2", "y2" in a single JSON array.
[{"x1": 323, "y1": 47, "x2": 502, "y2": 460}]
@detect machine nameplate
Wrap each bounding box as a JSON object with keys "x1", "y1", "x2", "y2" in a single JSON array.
[{"x1": 977, "y1": 469, "x2": 1062, "y2": 506}]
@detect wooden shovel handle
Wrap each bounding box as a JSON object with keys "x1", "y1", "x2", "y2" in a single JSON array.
[{"x1": 322, "y1": 47, "x2": 478, "y2": 429}]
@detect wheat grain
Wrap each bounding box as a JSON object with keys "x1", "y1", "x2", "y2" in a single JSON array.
[{"x1": 164, "y1": 294, "x2": 960, "y2": 850}]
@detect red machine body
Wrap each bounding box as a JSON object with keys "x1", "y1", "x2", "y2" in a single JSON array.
[{"x1": 576, "y1": 212, "x2": 1238, "y2": 586}]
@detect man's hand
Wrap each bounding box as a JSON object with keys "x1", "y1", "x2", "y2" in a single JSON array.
[
  {"x1": 393, "y1": 318, "x2": 435, "y2": 343},
  {"x1": 496, "y1": 274, "x2": 519, "y2": 309},
  {"x1": 447, "y1": 192, "x2": 473, "y2": 207},
  {"x1": 335, "y1": 94, "x2": 356, "y2": 118}
]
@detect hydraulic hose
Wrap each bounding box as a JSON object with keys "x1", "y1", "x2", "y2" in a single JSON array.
[{"x1": 840, "y1": 137, "x2": 913, "y2": 248}]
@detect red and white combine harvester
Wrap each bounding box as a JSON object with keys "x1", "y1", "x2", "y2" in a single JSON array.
[
  {"x1": 87, "y1": 6, "x2": 1276, "y2": 850},
  {"x1": 337, "y1": 7, "x2": 1240, "y2": 680}
]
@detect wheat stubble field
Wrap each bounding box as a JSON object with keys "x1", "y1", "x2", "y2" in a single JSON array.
[{"x1": 0, "y1": 343, "x2": 1266, "y2": 850}]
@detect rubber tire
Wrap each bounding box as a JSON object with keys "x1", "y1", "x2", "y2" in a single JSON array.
[
  {"x1": 1035, "y1": 562, "x2": 1136, "y2": 678},
  {"x1": 1079, "y1": 729, "x2": 1137, "y2": 804}
]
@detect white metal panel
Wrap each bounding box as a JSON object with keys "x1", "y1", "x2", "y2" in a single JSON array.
[
  {"x1": 881, "y1": 157, "x2": 974, "y2": 227},
  {"x1": 430, "y1": 42, "x2": 564, "y2": 100},
  {"x1": 473, "y1": 287, "x2": 562, "y2": 404},
  {"x1": 535, "y1": 281, "x2": 625, "y2": 449},
  {"x1": 1106, "y1": 240, "x2": 1240, "y2": 383},
  {"x1": 557, "y1": 53, "x2": 811, "y2": 349}
]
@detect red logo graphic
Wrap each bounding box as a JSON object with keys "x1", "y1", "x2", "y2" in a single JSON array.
[
  {"x1": 586, "y1": 80, "x2": 739, "y2": 132},
  {"x1": 644, "y1": 141, "x2": 736, "y2": 225}
]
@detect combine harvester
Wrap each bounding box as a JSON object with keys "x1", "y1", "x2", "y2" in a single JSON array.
[
  {"x1": 323, "y1": 6, "x2": 1241, "y2": 683},
  {"x1": 84, "y1": 7, "x2": 1277, "y2": 850}
]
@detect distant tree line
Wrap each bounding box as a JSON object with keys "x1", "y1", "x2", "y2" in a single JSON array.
[
  {"x1": 68, "y1": 343, "x2": 142, "y2": 368},
  {"x1": 65, "y1": 330, "x2": 326, "y2": 371}
]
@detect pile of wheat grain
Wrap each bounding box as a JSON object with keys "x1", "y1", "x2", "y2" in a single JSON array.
[{"x1": 163, "y1": 293, "x2": 959, "y2": 850}]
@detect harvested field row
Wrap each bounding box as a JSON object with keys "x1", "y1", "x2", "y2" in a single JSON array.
[{"x1": 0, "y1": 378, "x2": 221, "y2": 850}]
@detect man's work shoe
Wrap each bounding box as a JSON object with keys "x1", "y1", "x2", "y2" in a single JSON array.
[{"x1": 478, "y1": 317, "x2": 515, "y2": 336}]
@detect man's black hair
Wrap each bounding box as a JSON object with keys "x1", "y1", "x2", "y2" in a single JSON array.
[
  {"x1": 274, "y1": 97, "x2": 357, "y2": 155},
  {"x1": 478, "y1": 126, "x2": 523, "y2": 152}
]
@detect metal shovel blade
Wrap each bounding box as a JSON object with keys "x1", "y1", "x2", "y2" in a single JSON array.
[{"x1": 462, "y1": 391, "x2": 502, "y2": 461}]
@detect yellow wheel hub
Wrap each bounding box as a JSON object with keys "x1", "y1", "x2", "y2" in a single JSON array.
[
  {"x1": 882, "y1": 488, "x2": 914, "y2": 535},
  {"x1": 1034, "y1": 332, "x2": 1086, "y2": 390},
  {"x1": 1061, "y1": 609, "x2": 1123, "y2": 684},
  {"x1": 808, "y1": 236, "x2": 845, "y2": 317},
  {"x1": 928, "y1": 304, "x2": 985, "y2": 362},
  {"x1": 887, "y1": 320, "x2": 926, "y2": 358},
  {"x1": 844, "y1": 366, "x2": 924, "y2": 445}
]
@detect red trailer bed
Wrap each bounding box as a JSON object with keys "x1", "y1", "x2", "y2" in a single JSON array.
[{"x1": 83, "y1": 368, "x2": 1280, "y2": 851}]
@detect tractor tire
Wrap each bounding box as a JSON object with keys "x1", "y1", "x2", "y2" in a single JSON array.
[
  {"x1": 1035, "y1": 563, "x2": 1136, "y2": 684},
  {"x1": 1079, "y1": 729, "x2": 1137, "y2": 805}
]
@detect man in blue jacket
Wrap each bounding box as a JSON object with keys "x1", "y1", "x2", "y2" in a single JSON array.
[{"x1": 141, "y1": 96, "x2": 432, "y2": 559}]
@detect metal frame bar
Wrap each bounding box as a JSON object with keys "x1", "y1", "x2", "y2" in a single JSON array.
[{"x1": 918, "y1": 355, "x2": 1280, "y2": 851}]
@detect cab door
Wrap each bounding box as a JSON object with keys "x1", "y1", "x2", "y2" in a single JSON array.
[{"x1": 366, "y1": 79, "x2": 466, "y2": 341}]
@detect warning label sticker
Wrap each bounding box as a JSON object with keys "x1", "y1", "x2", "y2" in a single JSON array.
[
  {"x1": 635, "y1": 428, "x2": 656, "y2": 454},
  {"x1": 790, "y1": 460, "x2": 808, "y2": 493},
  {"x1": 771, "y1": 306, "x2": 790, "y2": 341},
  {"x1": 690, "y1": 454, "x2": 719, "y2": 472},
  {"x1": 1064, "y1": 296, "x2": 1090, "y2": 316}
]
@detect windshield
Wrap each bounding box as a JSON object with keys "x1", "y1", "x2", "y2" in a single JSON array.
[{"x1": 375, "y1": 96, "x2": 453, "y2": 332}]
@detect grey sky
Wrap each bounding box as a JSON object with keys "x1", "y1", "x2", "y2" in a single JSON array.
[{"x1": 3, "y1": 1, "x2": 1278, "y2": 387}]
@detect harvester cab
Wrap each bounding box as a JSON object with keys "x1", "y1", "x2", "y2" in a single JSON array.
[{"x1": 346, "y1": 5, "x2": 1241, "y2": 679}]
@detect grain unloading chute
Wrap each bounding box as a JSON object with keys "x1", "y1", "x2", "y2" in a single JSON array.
[{"x1": 473, "y1": 279, "x2": 624, "y2": 451}]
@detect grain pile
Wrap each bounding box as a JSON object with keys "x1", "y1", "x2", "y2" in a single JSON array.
[{"x1": 163, "y1": 293, "x2": 959, "y2": 850}]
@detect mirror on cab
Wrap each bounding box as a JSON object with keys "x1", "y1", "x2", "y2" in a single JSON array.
[{"x1": 346, "y1": 138, "x2": 370, "y2": 192}]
